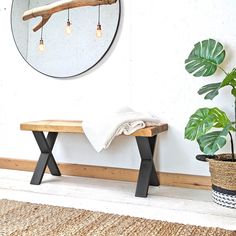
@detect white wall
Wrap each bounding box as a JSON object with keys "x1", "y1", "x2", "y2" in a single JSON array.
[{"x1": 0, "y1": 0, "x2": 235, "y2": 176}]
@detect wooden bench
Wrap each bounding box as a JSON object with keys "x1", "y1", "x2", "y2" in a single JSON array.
[{"x1": 20, "y1": 120, "x2": 168, "y2": 197}]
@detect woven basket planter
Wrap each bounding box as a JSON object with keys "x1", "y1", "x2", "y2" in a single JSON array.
[{"x1": 208, "y1": 154, "x2": 236, "y2": 209}]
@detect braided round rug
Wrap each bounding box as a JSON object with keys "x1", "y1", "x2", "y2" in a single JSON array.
[{"x1": 0, "y1": 199, "x2": 235, "y2": 236}]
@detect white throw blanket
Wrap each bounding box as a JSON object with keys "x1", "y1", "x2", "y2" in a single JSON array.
[{"x1": 82, "y1": 107, "x2": 160, "y2": 152}]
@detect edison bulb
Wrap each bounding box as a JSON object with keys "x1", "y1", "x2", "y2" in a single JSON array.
[
  {"x1": 96, "y1": 24, "x2": 102, "y2": 38},
  {"x1": 39, "y1": 39, "x2": 45, "y2": 52},
  {"x1": 65, "y1": 21, "x2": 72, "y2": 35}
]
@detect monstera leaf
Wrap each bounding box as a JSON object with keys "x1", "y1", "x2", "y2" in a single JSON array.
[
  {"x1": 211, "y1": 107, "x2": 233, "y2": 128},
  {"x1": 221, "y1": 68, "x2": 236, "y2": 87},
  {"x1": 185, "y1": 108, "x2": 215, "y2": 140},
  {"x1": 221, "y1": 68, "x2": 236, "y2": 98},
  {"x1": 198, "y1": 68, "x2": 236, "y2": 100},
  {"x1": 197, "y1": 125, "x2": 231, "y2": 155},
  {"x1": 185, "y1": 39, "x2": 225, "y2": 77},
  {"x1": 198, "y1": 82, "x2": 221, "y2": 100},
  {"x1": 185, "y1": 107, "x2": 232, "y2": 141}
]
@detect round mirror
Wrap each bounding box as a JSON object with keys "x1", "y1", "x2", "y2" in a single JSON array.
[{"x1": 11, "y1": 0, "x2": 121, "y2": 78}]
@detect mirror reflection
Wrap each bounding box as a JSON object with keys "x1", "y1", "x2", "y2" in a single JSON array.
[{"x1": 11, "y1": 0, "x2": 121, "y2": 78}]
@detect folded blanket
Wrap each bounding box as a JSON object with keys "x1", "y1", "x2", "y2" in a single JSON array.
[{"x1": 82, "y1": 107, "x2": 159, "y2": 152}]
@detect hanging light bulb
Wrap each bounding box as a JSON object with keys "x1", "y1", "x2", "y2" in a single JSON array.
[
  {"x1": 65, "y1": 8, "x2": 72, "y2": 35},
  {"x1": 96, "y1": 24, "x2": 102, "y2": 38},
  {"x1": 39, "y1": 39, "x2": 45, "y2": 52},
  {"x1": 96, "y1": 5, "x2": 102, "y2": 38},
  {"x1": 38, "y1": 27, "x2": 45, "y2": 52},
  {"x1": 66, "y1": 20, "x2": 72, "y2": 34}
]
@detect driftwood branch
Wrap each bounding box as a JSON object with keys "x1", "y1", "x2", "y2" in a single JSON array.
[{"x1": 23, "y1": 0, "x2": 117, "y2": 32}]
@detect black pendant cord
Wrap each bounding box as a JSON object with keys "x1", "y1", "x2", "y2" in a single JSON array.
[
  {"x1": 40, "y1": 26, "x2": 43, "y2": 40},
  {"x1": 98, "y1": 5, "x2": 101, "y2": 25},
  {"x1": 67, "y1": 8, "x2": 70, "y2": 22}
]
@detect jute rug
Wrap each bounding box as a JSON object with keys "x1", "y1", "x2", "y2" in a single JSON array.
[{"x1": 0, "y1": 199, "x2": 235, "y2": 236}]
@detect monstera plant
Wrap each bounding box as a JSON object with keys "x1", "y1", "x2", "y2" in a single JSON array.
[
  {"x1": 184, "y1": 39, "x2": 236, "y2": 160},
  {"x1": 184, "y1": 39, "x2": 236, "y2": 208}
]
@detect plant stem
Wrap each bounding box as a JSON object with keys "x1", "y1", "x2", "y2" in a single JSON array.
[
  {"x1": 235, "y1": 98, "x2": 236, "y2": 130},
  {"x1": 229, "y1": 132, "x2": 235, "y2": 161},
  {"x1": 234, "y1": 98, "x2": 236, "y2": 161},
  {"x1": 218, "y1": 66, "x2": 228, "y2": 75}
]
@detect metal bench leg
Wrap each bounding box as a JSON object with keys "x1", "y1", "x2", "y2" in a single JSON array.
[
  {"x1": 135, "y1": 135, "x2": 159, "y2": 197},
  {"x1": 30, "y1": 131, "x2": 61, "y2": 185}
]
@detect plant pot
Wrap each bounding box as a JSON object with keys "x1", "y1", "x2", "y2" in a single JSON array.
[{"x1": 208, "y1": 154, "x2": 236, "y2": 209}]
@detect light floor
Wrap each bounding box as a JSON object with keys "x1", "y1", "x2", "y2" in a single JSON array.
[{"x1": 0, "y1": 168, "x2": 235, "y2": 231}]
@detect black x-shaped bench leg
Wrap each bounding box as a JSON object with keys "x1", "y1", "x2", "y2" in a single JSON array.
[
  {"x1": 30, "y1": 131, "x2": 61, "y2": 185},
  {"x1": 30, "y1": 131, "x2": 159, "y2": 197},
  {"x1": 135, "y1": 135, "x2": 159, "y2": 197}
]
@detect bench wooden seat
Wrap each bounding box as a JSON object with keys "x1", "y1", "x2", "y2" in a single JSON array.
[
  {"x1": 20, "y1": 120, "x2": 168, "y2": 197},
  {"x1": 20, "y1": 120, "x2": 168, "y2": 136}
]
